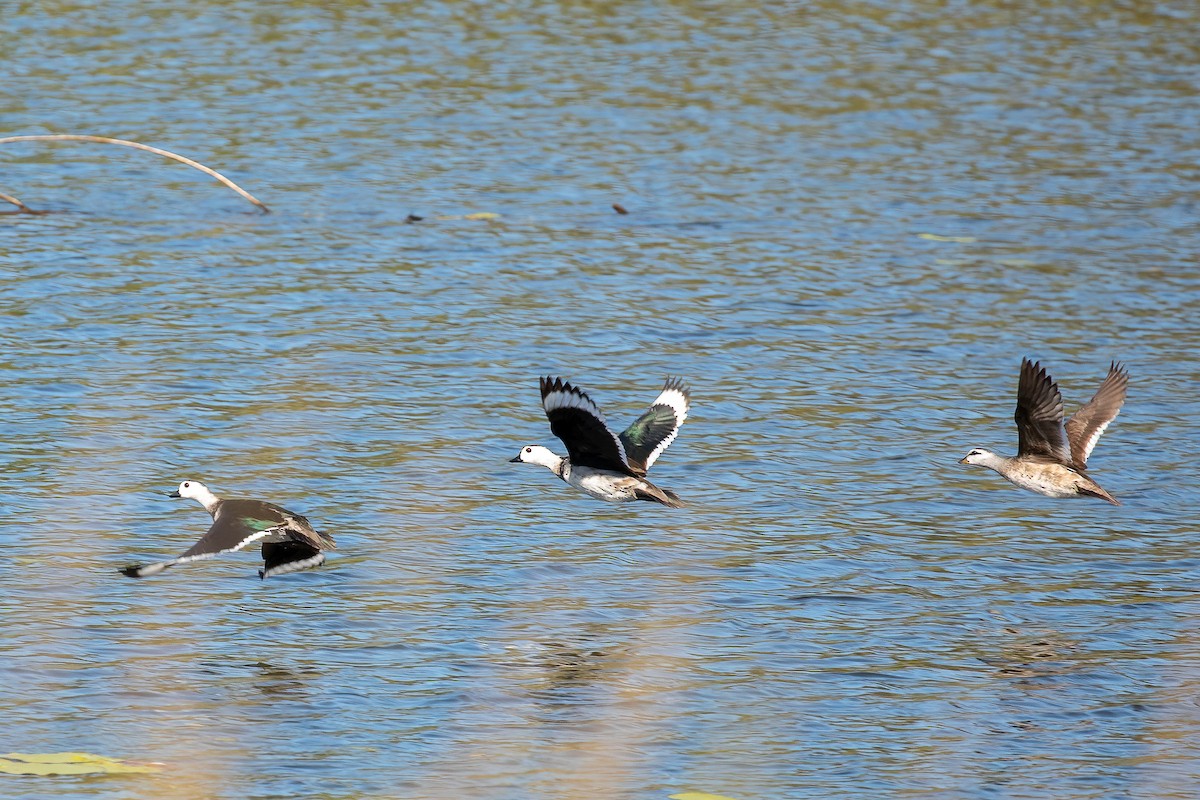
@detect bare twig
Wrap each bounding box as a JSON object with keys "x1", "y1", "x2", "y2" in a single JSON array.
[
  {"x1": 0, "y1": 190, "x2": 34, "y2": 212},
  {"x1": 0, "y1": 134, "x2": 269, "y2": 212}
]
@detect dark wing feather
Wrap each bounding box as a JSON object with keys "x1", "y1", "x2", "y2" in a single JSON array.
[
  {"x1": 619, "y1": 376, "x2": 690, "y2": 475},
  {"x1": 260, "y1": 541, "x2": 326, "y2": 579},
  {"x1": 1014, "y1": 358, "x2": 1073, "y2": 465},
  {"x1": 540, "y1": 376, "x2": 633, "y2": 473},
  {"x1": 1064, "y1": 361, "x2": 1128, "y2": 470},
  {"x1": 273, "y1": 510, "x2": 335, "y2": 551}
]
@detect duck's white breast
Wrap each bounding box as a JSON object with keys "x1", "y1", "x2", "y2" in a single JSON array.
[{"x1": 564, "y1": 465, "x2": 641, "y2": 502}]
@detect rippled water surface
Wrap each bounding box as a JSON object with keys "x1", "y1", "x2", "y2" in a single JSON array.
[{"x1": 3, "y1": 2, "x2": 1200, "y2": 798}]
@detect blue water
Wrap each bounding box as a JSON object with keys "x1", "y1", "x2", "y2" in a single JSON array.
[{"x1": 3, "y1": 3, "x2": 1200, "y2": 798}]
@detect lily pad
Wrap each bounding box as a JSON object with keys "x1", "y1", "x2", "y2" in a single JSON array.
[{"x1": 0, "y1": 752, "x2": 158, "y2": 776}]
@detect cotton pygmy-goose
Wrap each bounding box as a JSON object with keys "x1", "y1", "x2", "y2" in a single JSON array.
[
  {"x1": 959, "y1": 358, "x2": 1128, "y2": 505},
  {"x1": 511, "y1": 376, "x2": 690, "y2": 507},
  {"x1": 120, "y1": 480, "x2": 336, "y2": 579}
]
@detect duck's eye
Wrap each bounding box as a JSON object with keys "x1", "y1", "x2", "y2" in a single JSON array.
[
  {"x1": 525, "y1": 447, "x2": 533, "y2": 453},
  {"x1": 182, "y1": 482, "x2": 190, "y2": 488}
]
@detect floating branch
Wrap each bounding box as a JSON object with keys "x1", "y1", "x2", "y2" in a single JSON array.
[
  {"x1": 0, "y1": 134, "x2": 269, "y2": 213},
  {"x1": 0, "y1": 189, "x2": 35, "y2": 212}
]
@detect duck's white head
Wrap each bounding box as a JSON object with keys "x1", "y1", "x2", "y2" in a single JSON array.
[
  {"x1": 169, "y1": 480, "x2": 220, "y2": 510},
  {"x1": 959, "y1": 448, "x2": 1001, "y2": 468},
  {"x1": 509, "y1": 445, "x2": 563, "y2": 471}
]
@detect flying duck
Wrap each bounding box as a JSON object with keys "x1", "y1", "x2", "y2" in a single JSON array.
[
  {"x1": 959, "y1": 358, "x2": 1128, "y2": 505},
  {"x1": 120, "y1": 480, "x2": 336, "y2": 579},
  {"x1": 510, "y1": 376, "x2": 690, "y2": 507}
]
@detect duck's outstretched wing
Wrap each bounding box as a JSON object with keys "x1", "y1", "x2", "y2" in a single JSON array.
[
  {"x1": 121, "y1": 502, "x2": 331, "y2": 579},
  {"x1": 1065, "y1": 361, "x2": 1128, "y2": 470},
  {"x1": 119, "y1": 514, "x2": 280, "y2": 578},
  {"x1": 619, "y1": 377, "x2": 690, "y2": 475},
  {"x1": 540, "y1": 376, "x2": 633, "y2": 473},
  {"x1": 260, "y1": 540, "x2": 326, "y2": 579},
  {"x1": 1014, "y1": 358, "x2": 1072, "y2": 465}
]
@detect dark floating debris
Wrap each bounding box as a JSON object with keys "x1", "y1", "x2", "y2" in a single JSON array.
[
  {"x1": 612, "y1": 203, "x2": 628, "y2": 215},
  {"x1": 405, "y1": 212, "x2": 424, "y2": 223}
]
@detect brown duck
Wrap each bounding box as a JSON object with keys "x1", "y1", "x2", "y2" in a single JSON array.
[{"x1": 959, "y1": 358, "x2": 1128, "y2": 505}]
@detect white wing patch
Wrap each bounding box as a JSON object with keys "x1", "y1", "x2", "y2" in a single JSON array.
[
  {"x1": 653, "y1": 385, "x2": 690, "y2": 427},
  {"x1": 200, "y1": 527, "x2": 279, "y2": 555},
  {"x1": 641, "y1": 382, "x2": 690, "y2": 470},
  {"x1": 1077, "y1": 414, "x2": 1118, "y2": 466},
  {"x1": 260, "y1": 551, "x2": 326, "y2": 579},
  {"x1": 122, "y1": 559, "x2": 175, "y2": 578},
  {"x1": 542, "y1": 384, "x2": 610, "y2": 424}
]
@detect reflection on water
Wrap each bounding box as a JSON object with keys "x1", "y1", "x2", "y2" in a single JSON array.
[{"x1": 3, "y1": 1, "x2": 1200, "y2": 798}]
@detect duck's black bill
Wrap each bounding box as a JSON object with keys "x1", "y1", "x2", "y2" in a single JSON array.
[
  {"x1": 168, "y1": 490, "x2": 181, "y2": 497},
  {"x1": 508, "y1": 455, "x2": 522, "y2": 463}
]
